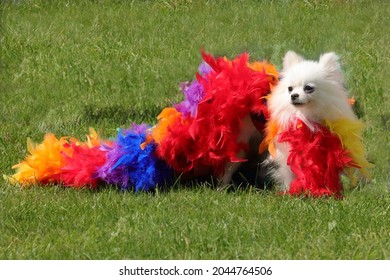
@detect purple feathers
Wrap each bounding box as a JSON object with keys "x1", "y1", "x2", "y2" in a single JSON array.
[{"x1": 175, "y1": 61, "x2": 212, "y2": 117}]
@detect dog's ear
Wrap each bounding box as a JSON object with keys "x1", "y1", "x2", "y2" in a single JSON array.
[
  {"x1": 283, "y1": 51, "x2": 304, "y2": 71},
  {"x1": 319, "y1": 52, "x2": 344, "y2": 83}
]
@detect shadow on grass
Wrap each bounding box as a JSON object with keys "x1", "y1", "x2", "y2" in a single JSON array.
[{"x1": 82, "y1": 104, "x2": 165, "y2": 125}]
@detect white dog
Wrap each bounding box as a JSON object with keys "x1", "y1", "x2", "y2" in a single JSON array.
[{"x1": 263, "y1": 51, "x2": 371, "y2": 197}]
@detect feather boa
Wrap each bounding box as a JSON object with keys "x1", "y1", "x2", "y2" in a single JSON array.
[
  {"x1": 153, "y1": 51, "x2": 276, "y2": 177},
  {"x1": 60, "y1": 128, "x2": 108, "y2": 188},
  {"x1": 261, "y1": 115, "x2": 372, "y2": 197},
  {"x1": 175, "y1": 61, "x2": 211, "y2": 117},
  {"x1": 6, "y1": 134, "x2": 72, "y2": 186},
  {"x1": 279, "y1": 120, "x2": 358, "y2": 198},
  {"x1": 97, "y1": 125, "x2": 172, "y2": 191},
  {"x1": 61, "y1": 144, "x2": 107, "y2": 188},
  {"x1": 5, "y1": 50, "x2": 279, "y2": 191},
  {"x1": 324, "y1": 119, "x2": 373, "y2": 184},
  {"x1": 5, "y1": 129, "x2": 108, "y2": 188}
]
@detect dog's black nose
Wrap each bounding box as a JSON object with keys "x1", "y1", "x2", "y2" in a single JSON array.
[{"x1": 291, "y1": 93, "x2": 299, "y2": 101}]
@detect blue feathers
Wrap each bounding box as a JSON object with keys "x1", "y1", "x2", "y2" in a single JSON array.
[{"x1": 97, "y1": 126, "x2": 172, "y2": 192}]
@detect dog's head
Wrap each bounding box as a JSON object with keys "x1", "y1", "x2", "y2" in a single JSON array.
[{"x1": 269, "y1": 51, "x2": 355, "y2": 128}]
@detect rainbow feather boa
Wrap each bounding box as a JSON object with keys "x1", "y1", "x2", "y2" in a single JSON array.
[{"x1": 5, "y1": 51, "x2": 278, "y2": 191}]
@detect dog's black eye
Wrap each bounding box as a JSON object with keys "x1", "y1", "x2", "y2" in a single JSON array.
[
  {"x1": 288, "y1": 86, "x2": 293, "y2": 92},
  {"x1": 304, "y1": 84, "x2": 315, "y2": 93}
]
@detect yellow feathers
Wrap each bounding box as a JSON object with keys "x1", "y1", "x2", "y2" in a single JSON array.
[{"x1": 324, "y1": 118, "x2": 373, "y2": 183}]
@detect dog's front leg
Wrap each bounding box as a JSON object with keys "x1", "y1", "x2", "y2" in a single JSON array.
[{"x1": 272, "y1": 142, "x2": 295, "y2": 193}]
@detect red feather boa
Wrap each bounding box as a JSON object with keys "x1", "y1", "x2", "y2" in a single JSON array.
[
  {"x1": 156, "y1": 52, "x2": 271, "y2": 177},
  {"x1": 279, "y1": 120, "x2": 358, "y2": 198},
  {"x1": 61, "y1": 143, "x2": 107, "y2": 188}
]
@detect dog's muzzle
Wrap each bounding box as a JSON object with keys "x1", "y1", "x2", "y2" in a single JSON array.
[
  {"x1": 291, "y1": 93, "x2": 299, "y2": 101},
  {"x1": 291, "y1": 93, "x2": 305, "y2": 105}
]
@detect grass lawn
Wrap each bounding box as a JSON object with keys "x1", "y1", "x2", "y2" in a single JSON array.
[{"x1": 0, "y1": 0, "x2": 389, "y2": 259}]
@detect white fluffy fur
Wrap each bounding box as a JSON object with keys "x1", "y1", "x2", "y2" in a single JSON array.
[{"x1": 268, "y1": 51, "x2": 357, "y2": 192}]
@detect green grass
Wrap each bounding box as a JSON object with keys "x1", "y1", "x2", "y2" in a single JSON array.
[
  {"x1": 1, "y1": 185, "x2": 390, "y2": 259},
  {"x1": 0, "y1": 0, "x2": 389, "y2": 259}
]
